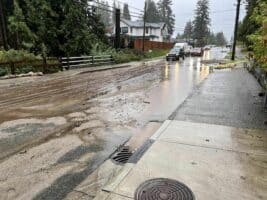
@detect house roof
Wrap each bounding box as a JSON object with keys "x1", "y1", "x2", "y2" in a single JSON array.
[{"x1": 121, "y1": 19, "x2": 165, "y2": 29}]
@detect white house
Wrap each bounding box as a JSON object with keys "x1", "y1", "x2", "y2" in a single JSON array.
[{"x1": 115, "y1": 19, "x2": 169, "y2": 42}]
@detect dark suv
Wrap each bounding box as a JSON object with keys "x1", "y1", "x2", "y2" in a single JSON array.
[{"x1": 166, "y1": 47, "x2": 185, "y2": 61}]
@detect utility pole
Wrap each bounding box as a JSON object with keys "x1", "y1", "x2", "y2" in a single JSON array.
[
  {"x1": 0, "y1": 0, "x2": 8, "y2": 50},
  {"x1": 142, "y1": 1, "x2": 147, "y2": 52},
  {"x1": 231, "y1": 0, "x2": 241, "y2": 61},
  {"x1": 115, "y1": 8, "x2": 121, "y2": 50}
]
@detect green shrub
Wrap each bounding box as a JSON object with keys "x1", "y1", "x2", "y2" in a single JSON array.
[
  {"x1": 0, "y1": 50, "x2": 62, "y2": 76},
  {"x1": 0, "y1": 49, "x2": 40, "y2": 63},
  {"x1": 144, "y1": 49, "x2": 169, "y2": 58},
  {"x1": 112, "y1": 50, "x2": 141, "y2": 64},
  {"x1": 111, "y1": 49, "x2": 170, "y2": 64},
  {"x1": 0, "y1": 67, "x2": 8, "y2": 76}
]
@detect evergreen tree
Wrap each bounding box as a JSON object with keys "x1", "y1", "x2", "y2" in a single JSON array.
[
  {"x1": 24, "y1": 0, "x2": 57, "y2": 55},
  {"x1": 146, "y1": 0, "x2": 160, "y2": 23},
  {"x1": 60, "y1": 0, "x2": 93, "y2": 56},
  {"x1": 192, "y1": 0, "x2": 210, "y2": 47},
  {"x1": 123, "y1": 3, "x2": 131, "y2": 20},
  {"x1": 215, "y1": 32, "x2": 227, "y2": 46},
  {"x1": 1, "y1": 0, "x2": 108, "y2": 56},
  {"x1": 96, "y1": 1, "x2": 111, "y2": 28},
  {"x1": 157, "y1": 0, "x2": 175, "y2": 37},
  {"x1": 247, "y1": 1, "x2": 267, "y2": 68},
  {"x1": 8, "y1": 0, "x2": 33, "y2": 50},
  {"x1": 183, "y1": 21, "x2": 193, "y2": 41},
  {"x1": 0, "y1": 0, "x2": 9, "y2": 49},
  {"x1": 238, "y1": 0, "x2": 259, "y2": 47},
  {"x1": 207, "y1": 32, "x2": 216, "y2": 45},
  {"x1": 176, "y1": 33, "x2": 184, "y2": 40},
  {"x1": 112, "y1": 0, "x2": 117, "y2": 24}
]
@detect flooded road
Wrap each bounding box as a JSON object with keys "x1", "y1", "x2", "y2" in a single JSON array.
[
  {"x1": 139, "y1": 47, "x2": 229, "y2": 123},
  {"x1": 0, "y1": 48, "x2": 228, "y2": 199},
  {"x1": 140, "y1": 57, "x2": 210, "y2": 123}
]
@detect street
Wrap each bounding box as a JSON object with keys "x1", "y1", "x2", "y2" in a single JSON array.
[{"x1": 0, "y1": 48, "x2": 226, "y2": 199}]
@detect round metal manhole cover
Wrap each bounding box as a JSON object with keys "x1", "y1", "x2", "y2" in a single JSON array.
[{"x1": 134, "y1": 178, "x2": 195, "y2": 200}]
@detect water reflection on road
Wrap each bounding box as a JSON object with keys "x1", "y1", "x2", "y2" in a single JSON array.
[{"x1": 139, "y1": 48, "x2": 223, "y2": 124}]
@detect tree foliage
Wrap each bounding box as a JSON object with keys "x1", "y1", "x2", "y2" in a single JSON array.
[
  {"x1": 207, "y1": 32, "x2": 216, "y2": 45},
  {"x1": 1, "y1": 0, "x2": 108, "y2": 57},
  {"x1": 215, "y1": 32, "x2": 227, "y2": 46},
  {"x1": 183, "y1": 21, "x2": 193, "y2": 41},
  {"x1": 8, "y1": 0, "x2": 33, "y2": 49},
  {"x1": 97, "y1": 1, "x2": 111, "y2": 28},
  {"x1": 112, "y1": 0, "x2": 117, "y2": 24},
  {"x1": 193, "y1": 0, "x2": 211, "y2": 47},
  {"x1": 247, "y1": 1, "x2": 267, "y2": 69},
  {"x1": 146, "y1": 0, "x2": 160, "y2": 23},
  {"x1": 238, "y1": 0, "x2": 259, "y2": 47},
  {"x1": 123, "y1": 3, "x2": 131, "y2": 20},
  {"x1": 157, "y1": 0, "x2": 175, "y2": 36}
]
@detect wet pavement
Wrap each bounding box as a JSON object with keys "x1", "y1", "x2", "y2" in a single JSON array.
[
  {"x1": 97, "y1": 120, "x2": 267, "y2": 200},
  {"x1": 171, "y1": 67, "x2": 267, "y2": 129},
  {"x1": 0, "y1": 48, "x2": 239, "y2": 200}
]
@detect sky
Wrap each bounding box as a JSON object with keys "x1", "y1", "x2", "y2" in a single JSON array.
[{"x1": 105, "y1": 0, "x2": 246, "y2": 41}]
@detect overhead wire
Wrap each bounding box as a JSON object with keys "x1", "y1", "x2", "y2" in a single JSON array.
[
  {"x1": 90, "y1": 0, "x2": 144, "y2": 19},
  {"x1": 89, "y1": 5, "x2": 143, "y2": 20}
]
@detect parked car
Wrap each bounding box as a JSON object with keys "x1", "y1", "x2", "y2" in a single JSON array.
[
  {"x1": 204, "y1": 45, "x2": 211, "y2": 51},
  {"x1": 191, "y1": 48, "x2": 203, "y2": 57},
  {"x1": 226, "y1": 44, "x2": 232, "y2": 48},
  {"x1": 175, "y1": 42, "x2": 191, "y2": 56},
  {"x1": 166, "y1": 47, "x2": 185, "y2": 61}
]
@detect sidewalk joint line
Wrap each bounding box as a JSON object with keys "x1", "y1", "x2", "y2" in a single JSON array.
[
  {"x1": 109, "y1": 191, "x2": 133, "y2": 199},
  {"x1": 158, "y1": 140, "x2": 265, "y2": 155}
]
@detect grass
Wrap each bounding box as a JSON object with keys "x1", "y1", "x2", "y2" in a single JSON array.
[
  {"x1": 213, "y1": 60, "x2": 246, "y2": 69},
  {"x1": 0, "y1": 49, "x2": 170, "y2": 77},
  {"x1": 112, "y1": 49, "x2": 169, "y2": 64},
  {"x1": 144, "y1": 49, "x2": 169, "y2": 59}
]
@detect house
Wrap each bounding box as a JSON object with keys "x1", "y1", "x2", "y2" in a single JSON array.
[{"x1": 115, "y1": 19, "x2": 169, "y2": 43}]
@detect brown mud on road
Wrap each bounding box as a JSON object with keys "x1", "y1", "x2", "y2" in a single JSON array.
[
  {"x1": 0, "y1": 51, "x2": 215, "y2": 199},
  {"x1": 0, "y1": 60, "x2": 166, "y2": 199}
]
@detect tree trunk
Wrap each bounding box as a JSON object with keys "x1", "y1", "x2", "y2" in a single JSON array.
[
  {"x1": 0, "y1": 0, "x2": 8, "y2": 50},
  {"x1": 16, "y1": 31, "x2": 20, "y2": 49}
]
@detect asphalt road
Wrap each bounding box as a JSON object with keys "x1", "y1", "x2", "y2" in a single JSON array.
[{"x1": 2, "y1": 47, "x2": 265, "y2": 200}]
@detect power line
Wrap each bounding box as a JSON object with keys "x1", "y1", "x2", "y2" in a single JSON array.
[
  {"x1": 113, "y1": 0, "x2": 144, "y2": 12},
  {"x1": 90, "y1": 0, "x2": 143, "y2": 18},
  {"x1": 89, "y1": 5, "x2": 143, "y2": 19},
  {"x1": 92, "y1": 0, "x2": 144, "y2": 15},
  {"x1": 175, "y1": 9, "x2": 244, "y2": 17}
]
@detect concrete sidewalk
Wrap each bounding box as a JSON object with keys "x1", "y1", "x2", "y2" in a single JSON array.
[
  {"x1": 95, "y1": 120, "x2": 267, "y2": 200},
  {"x1": 171, "y1": 68, "x2": 267, "y2": 130},
  {"x1": 94, "y1": 67, "x2": 267, "y2": 200}
]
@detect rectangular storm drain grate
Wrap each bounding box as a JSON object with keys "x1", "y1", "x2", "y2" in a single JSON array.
[{"x1": 111, "y1": 146, "x2": 133, "y2": 164}]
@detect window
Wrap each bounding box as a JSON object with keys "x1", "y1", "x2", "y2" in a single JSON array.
[
  {"x1": 121, "y1": 27, "x2": 128, "y2": 34},
  {"x1": 130, "y1": 27, "x2": 133, "y2": 33},
  {"x1": 146, "y1": 27, "x2": 149, "y2": 34}
]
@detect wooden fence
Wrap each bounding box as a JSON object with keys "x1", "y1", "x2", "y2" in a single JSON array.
[
  {"x1": 60, "y1": 55, "x2": 113, "y2": 69},
  {"x1": 0, "y1": 55, "x2": 113, "y2": 75},
  {"x1": 134, "y1": 39, "x2": 174, "y2": 51},
  {"x1": 0, "y1": 57, "x2": 61, "y2": 75}
]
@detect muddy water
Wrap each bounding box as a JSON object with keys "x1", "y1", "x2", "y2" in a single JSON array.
[
  {"x1": 139, "y1": 57, "x2": 210, "y2": 123},
  {"x1": 139, "y1": 48, "x2": 229, "y2": 124},
  {"x1": 0, "y1": 49, "x2": 227, "y2": 199}
]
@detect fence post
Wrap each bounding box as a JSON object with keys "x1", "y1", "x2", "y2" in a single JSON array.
[
  {"x1": 59, "y1": 57, "x2": 63, "y2": 71},
  {"x1": 42, "y1": 56, "x2": 47, "y2": 73},
  {"x1": 10, "y1": 62, "x2": 15, "y2": 75},
  {"x1": 92, "y1": 56, "x2": 94, "y2": 65},
  {"x1": 67, "y1": 56, "x2": 70, "y2": 70},
  {"x1": 264, "y1": 92, "x2": 267, "y2": 108}
]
